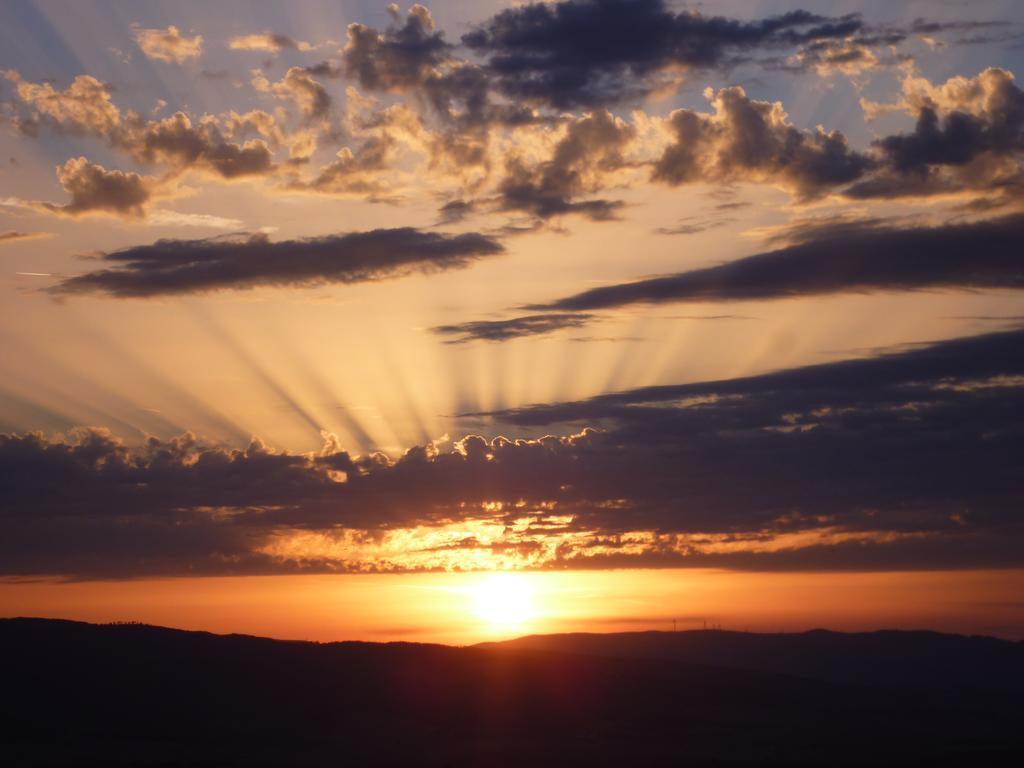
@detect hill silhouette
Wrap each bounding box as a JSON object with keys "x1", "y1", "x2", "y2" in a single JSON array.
[
  {"x1": 476, "y1": 628, "x2": 1024, "y2": 690},
  {"x1": 1, "y1": 618, "x2": 1022, "y2": 766}
]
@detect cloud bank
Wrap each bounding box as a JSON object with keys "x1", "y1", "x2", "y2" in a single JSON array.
[
  {"x1": 445, "y1": 214, "x2": 1024, "y2": 341},
  {"x1": 52, "y1": 228, "x2": 505, "y2": 297},
  {"x1": 1, "y1": 328, "x2": 1022, "y2": 577}
]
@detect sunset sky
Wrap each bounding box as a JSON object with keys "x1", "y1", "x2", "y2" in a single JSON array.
[{"x1": 2, "y1": 0, "x2": 1023, "y2": 643}]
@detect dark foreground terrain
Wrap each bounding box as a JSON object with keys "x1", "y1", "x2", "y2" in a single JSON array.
[{"x1": 2, "y1": 619, "x2": 1022, "y2": 766}]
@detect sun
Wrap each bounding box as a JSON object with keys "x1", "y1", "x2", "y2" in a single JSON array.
[{"x1": 470, "y1": 573, "x2": 536, "y2": 628}]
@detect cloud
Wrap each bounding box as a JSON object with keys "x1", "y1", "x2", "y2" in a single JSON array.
[
  {"x1": 126, "y1": 111, "x2": 277, "y2": 179},
  {"x1": 432, "y1": 313, "x2": 596, "y2": 343},
  {"x1": 437, "y1": 199, "x2": 476, "y2": 224},
  {"x1": 342, "y1": 4, "x2": 449, "y2": 93},
  {"x1": 784, "y1": 38, "x2": 883, "y2": 76},
  {"x1": 535, "y1": 213, "x2": 1024, "y2": 312},
  {"x1": 437, "y1": 213, "x2": 1024, "y2": 341},
  {"x1": 467, "y1": 327, "x2": 1024, "y2": 566},
  {"x1": 653, "y1": 85, "x2": 871, "y2": 200},
  {"x1": 229, "y1": 32, "x2": 314, "y2": 54},
  {"x1": 134, "y1": 25, "x2": 203, "y2": 64},
  {"x1": 30, "y1": 157, "x2": 163, "y2": 219},
  {"x1": 654, "y1": 215, "x2": 735, "y2": 235},
  {"x1": 7, "y1": 44, "x2": 1019, "y2": 217},
  {"x1": 285, "y1": 136, "x2": 396, "y2": 198},
  {"x1": 3, "y1": 71, "x2": 278, "y2": 181},
  {"x1": 331, "y1": 5, "x2": 536, "y2": 172},
  {"x1": 494, "y1": 109, "x2": 636, "y2": 221},
  {"x1": 51, "y1": 227, "x2": 504, "y2": 298},
  {"x1": 2, "y1": 71, "x2": 121, "y2": 137},
  {"x1": 907, "y1": 18, "x2": 1022, "y2": 47},
  {"x1": 1, "y1": 328, "x2": 1022, "y2": 577},
  {"x1": 462, "y1": 0, "x2": 863, "y2": 108},
  {"x1": 253, "y1": 67, "x2": 331, "y2": 119},
  {"x1": 848, "y1": 68, "x2": 1024, "y2": 201},
  {"x1": 146, "y1": 211, "x2": 245, "y2": 229},
  {"x1": 0, "y1": 231, "x2": 52, "y2": 245}
]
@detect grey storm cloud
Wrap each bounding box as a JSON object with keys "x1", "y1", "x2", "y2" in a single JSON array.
[
  {"x1": 462, "y1": 0, "x2": 864, "y2": 108},
  {"x1": 1, "y1": 328, "x2": 1023, "y2": 577},
  {"x1": 51, "y1": 227, "x2": 504, "y2": 298}
]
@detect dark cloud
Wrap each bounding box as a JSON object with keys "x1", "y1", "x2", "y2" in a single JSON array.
[
  {"x1": 32, "y1": 157, "x2": 161, "y2": 219},
  {"x1": 653, "y1": 85, "x2": 871, "y2": 200},
  {"x1": 907, "y1": 18, "x2": 1022, "y2": 46},
  {"x1": 850, "y1": 68, "x2": 1024, "y2": 200},
  {"x1": 484, "y1": 327, "x2": 1024, "y2": 426},
  {"x1": 436, "y1": 199, "x2": 476, "y2": 224},
  {"x1": 779, "y1": 38, "x2": 891, "y2": 76},
  {"x1": 494, "y1": 109, "x2": 635, "y2": 221},
  {"x1": 432, "y1": 312, "x2": 596, "y2": 343},
  {"x1": 533, "y1": 213, "x2": 1024, "y2": 312},
  {"x1": 125, "y1": 111, "x2": 277, "y2": 179},
  {"x1": 51, "y1": 228, "x2": 504, "y2": 298},
  {"x1": 333, "y1": 5, "x2": 538, "y2": 171},
  {"x1": 2, "y1": 328, "x2": 1023, "y2": 577},
  {"x1": 438, "y1": 213, "x2": 1024, "y2": 343},
  {"x1": 462, "y1": 0, "x2": 863, "y2": 108},
  {"x1": 343, "y1": 4, "x2": 450, "y2": 93},
  {"x1": 909, "y1": 19, "x2": 1002, "y2": 36},
  {"x1": 471, "y1": 327, "x2": 1024, "y2": 563}
]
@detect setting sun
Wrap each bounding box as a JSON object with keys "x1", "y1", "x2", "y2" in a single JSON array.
[
  {"x1": 471, "y1": 573, "x2": 536, "y2": 629},
  {"x1": 2, "y1": 0, "x2": 1024, "y2": 763}
]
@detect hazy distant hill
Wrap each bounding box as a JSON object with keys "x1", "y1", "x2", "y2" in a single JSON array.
[
  {"x1": 1, "y1": 618, "x2": 1022, "y2": 766},
  {"x1": 477, "y1": 628, "x2": 1024, "y2": 690}
]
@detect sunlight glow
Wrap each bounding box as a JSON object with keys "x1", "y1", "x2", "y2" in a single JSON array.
[{"x1": 470, "y1": 572, "x2": 536, "y2": 629}]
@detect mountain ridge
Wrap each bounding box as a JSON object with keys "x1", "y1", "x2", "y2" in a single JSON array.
[{"x1": 2, "y1": 617, "x2": 1022, "y2": 766}]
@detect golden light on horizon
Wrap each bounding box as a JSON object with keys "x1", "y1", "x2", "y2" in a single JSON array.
[
  {"x1": 470, "y1": 572, "x2": 537, "y2": 630},
  {"x1": 5, "y1": 569, "x2": 1024, "y2": 644}
]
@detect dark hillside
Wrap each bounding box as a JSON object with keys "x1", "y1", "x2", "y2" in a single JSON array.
[{"x1": 2, "y1": 618, "x2": 1021, "y2": 766}]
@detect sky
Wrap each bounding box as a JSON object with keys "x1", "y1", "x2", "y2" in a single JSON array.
[{"x1": 1, "y1": 0, "x2": 1024, "y2": 641}]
